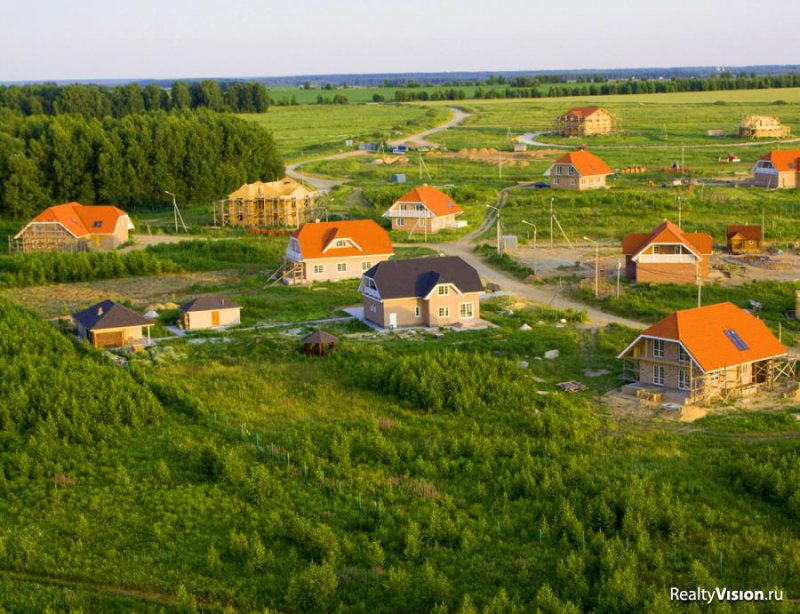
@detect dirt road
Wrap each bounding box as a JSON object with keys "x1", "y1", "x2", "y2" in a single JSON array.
[{"x1": 286, "y1": 107, "x2": 470, "y2": 192}]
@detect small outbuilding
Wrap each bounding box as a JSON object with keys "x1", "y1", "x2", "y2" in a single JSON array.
[
  {"x1": 179, "y1": 295, "x2": 241, "y2": 330},
  {"x1": 302, "y1": 329, "x2": 338, "y2": 355},
  {"x1": 73, "y1": 300, "x2": 153, "y2": 349},
  {"x1": 726, "y1": 225, "x2": 763, "y2": 254}
]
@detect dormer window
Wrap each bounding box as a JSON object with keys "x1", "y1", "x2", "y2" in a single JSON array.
[
  {"x1": 437, "y1": 285, "x2": 449, "y2": 296},
  {"x1": 334, "y1": 239, "x2": 348, "y2": 248},
  {"x1": 92, "y1": 221, "x2": 103, "y2": 228}
]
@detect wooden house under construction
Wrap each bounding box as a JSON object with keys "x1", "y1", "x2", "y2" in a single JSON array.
[
  {"x1": 11, "y1": 202, "x2": 133, "y2": 253},
  {"x1": 218, "y1": 178, "x2": 317, "y2": 229},
  {"x1": 555, "y1": 106, "x2": 616, "y2": 137},
  {"x1": 739, "y1": 115, "x2": 790, "y2": 139},
  {"x1": 618, "y1": 302, "x2": 793, "y2": 405}
]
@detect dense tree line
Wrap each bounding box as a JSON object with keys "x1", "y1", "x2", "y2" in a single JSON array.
[
  {"x1": 0, "y1": 109, "x2": 284, "y2": 218},
  {"x1": 0, "y1": 81, "x2": 270, "y2": 118}
]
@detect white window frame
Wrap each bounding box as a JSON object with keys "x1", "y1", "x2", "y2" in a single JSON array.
[
  {"x1": 679, "y1": 369, "x2": 690, "y2": 390},
  {"x1": 396, "y1": 218, "x2": 404, "y2": 227},
  {"x1": 334, "y1": 239, "x2": 348, "y2": 248},
  {"x1": 678, "y1": 346, "x2": 689, "y2": 365},
  {"x1": 653, "y1": 364, "x2": 665, "y2": 386},
  {"x1": 362, "y1": 261, "x2": 372, "y2": 270},
  {"x1": 438, "y1": 307, "x2": 449, "y2": 318},
  {"x1": 459, "y1": 302, "x2": 473, "y2": 319},
  {"x1": 653, "y1": 339, "x2": 665, "y2": 358},
  {"x1": 437, "y1": 285, "x2": 449, "y2": 296},
  {"x1": 337, "y1": 262, "x2": 347, "y2": 272},
  {"x1": 414, "y1": 306, "x2": 421, "y2": 318},
  {"x1": 313, "y1": 264, "x2": 324, "y2": 275}
]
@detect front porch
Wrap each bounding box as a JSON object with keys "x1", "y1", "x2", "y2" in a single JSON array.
[{"x1": 621, "y1": 382, "x2": 694, "y2": 405}]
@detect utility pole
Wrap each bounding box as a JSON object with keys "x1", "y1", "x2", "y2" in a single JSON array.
[
  {"x1": 762, "y1": 206, "x2": 766, "y2": 243},
  {"x1": 695, "y1": 260, "x2": 702, "y2": 308},
  {"x1": 550, "y1": 197, "x2": 554, "y2": 248},
  {"x1": 486, "y1": 204, "x2": 501, "y2": 255},
  {"x1": 616, "y1": 259, "x2": 622, "y2": 298},
  {"x1": 522, "y1": 220, "x2": 537, "y2": 275},
  {"x1": 584, "y1": 236, "x2": 599, "y2": 297},
  {"x1": 164, "y1": 190, "x2": 188, "y2": 233},
  {"x1": 677, "y1": 196, "x2": 682, "y2": 229}
]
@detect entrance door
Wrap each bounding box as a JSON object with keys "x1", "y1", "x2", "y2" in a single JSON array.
[
  {"x1": 389, "y1": 313, "x2": 397, "y2": 329},
  {"x1": 211, "y1": 311, "x2": 221, "y2": 327}
]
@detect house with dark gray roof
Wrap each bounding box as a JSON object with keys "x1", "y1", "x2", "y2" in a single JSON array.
[
  {"x1": 179, "y1": 295, "x2": 241, "y2": 331},
  {"x1": 72, "y1": 300, "x2": 153, "y2": 348},
  {"x1": 358, "y1": 256, "x2": 483, "y2": 328}
]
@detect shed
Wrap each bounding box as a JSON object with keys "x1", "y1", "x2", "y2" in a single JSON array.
[
  {"x1": 302, "y1": 329, "x2": 338, "y2": 356},
  {"x1": 513, "y1": 143, "x2": 527, "y2": 152},
  {"x1": 179, "y1": 295, "x2": 241, "y2": 330},
  {"x1": 390, "y1": 173, "x2": 407, "y2": 183}
]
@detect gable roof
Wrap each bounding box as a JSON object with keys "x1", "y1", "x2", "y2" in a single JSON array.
[
  {"x1": 726, "y1": 225, "x2": 763, "y2": 241},
  {"x1": 758, "y1": 150, "x2": 800, "y2": 172},
  {"x1": 292, "y1": 220, "x2": 393, "y2": 260},
  {"x1": 560, "y1": 106, "x2": 609, "y2": 119},
  {"x1": 72, "y1": 300, "x2": 152, "y2": 331},
  {"x1": 363, "y1": 256, "x2": 483, "y2": 300},
  {"x1": 622, "y1": 220, "x2": 713, "y2": 258},
  {"x1": 741, "y1": 115, "x2": 784, "y2": 128},
  {"x1": 16, "y1": 202, "x2": 131, "y2": 239},
  {"x1": 546, "y1": 150, "x2": 612, "y2": 177},
  {"x1": 619, "y1": 302, "x2": 786, "y2": 373},
  {"x1": 390, "y1": 186, "x2": 463, "y2": 217},
  {"x1": 180, "y1": 295, "x2": 241, "y2": 313},
  {"x1": 302, "y1": 329, "x2": 338, "y2": 345},
  {"x1": 227, "y1": 177, "x2": 315, "y2": 200}
]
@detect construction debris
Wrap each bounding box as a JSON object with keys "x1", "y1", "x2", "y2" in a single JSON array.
[{"x1": 557, "y1": 381, "x2": 587, "y2": 393}]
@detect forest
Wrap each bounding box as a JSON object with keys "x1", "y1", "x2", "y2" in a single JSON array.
[{"x1": 0, "y1": 109, "x2": 284, "y2": 218}]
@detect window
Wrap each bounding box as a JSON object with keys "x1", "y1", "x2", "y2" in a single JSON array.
[
  {"x1": 362, "y1": 261, "x2": 371, "y2": 270},
  {"x1": 653, "y1": 339, "x2": 664, "y2": 358},
  {"x1": 459, "y1": 302, "x2": 474, "y2": 319},
  {"x1": 415, "y1": 203, "x2": 425, "y2": 211},
  {"x1": 556, "y1": 166, "x2": 563, "y2": 175},
  {"x1": 678, "y1": 346, "x2": 689, "y2": 365},
  {"x1": 724, "y1": 329, "x2": 749, "y2": 350},
  {"x1": 414, "y1": 306, "x2": 421, "y2": 318},
  {"x1": 313, "y1": 264, "x2": 324, "y2": 275},
  {"x1": 568, "y1": 166, "x2": 576, "y2": 176},
  {"x1": 370, "y1": 305, "x2": 377, "y2": 313},
  {"x1": 396, "y1": 219, "x2": 404, "y2": 227},
  {"x1": 438, "y1": 307, "x2": 449, "y2": 318},
  {"x1": 437, "y1": 285, "x2": 449, "y2": 296},
  {"x1": 337, "y1": 263, "x2": 347, "y2": 272},
  {"x1": 653, "y1": 365, "x2": 664, "y2": 386},
  {"x1": 679, "y1": 369, "x2": 690, "y2": 390},
  {"x1": 334, "y1": 239, "x2": 348, "y2": 248},
  {"x1": 92, "y1": 221, "x2": 103, "y2": 228},
  {"x1": 570, "y1": 178, "x2": 576, "y2": 185}
]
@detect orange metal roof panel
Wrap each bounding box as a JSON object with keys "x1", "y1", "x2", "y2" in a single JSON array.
[
  {"x1": 394, "y1": 185, "x2": 463, "y2": 217},
  {"x1": 553, "y1": 150, "x2": 612, "y2": 176},
  {"x1": 293, "y1": 219, "x2": 394, "y2": 260}
]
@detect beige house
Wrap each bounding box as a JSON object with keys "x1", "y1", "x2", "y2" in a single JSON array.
[
  {"x1": 752, "y1": 150, "x2": 800, "y2": 189},
  {"x1": 739, "y1": 115, "x2": 790, "y2": 139},
  {"x1": 12, "y1": 202, "x2": 133, "y2": 253},
  {"x1": 622, "y1": 220, "x2": 712, "y2": 284},
  {"x1": 619, "y1": 302, "x2": 790, "y2": 404},
  {"x1": 73, "y1": 300, "x2": 152, "y2": 349},
  {"x1": 179, "y1": 295, "x2": 241, "y2": 330},
  {"x1": 555, "y1": 106, "x2": 616, "y2": 137},
  {"x1": 383, "y1": 185, "x2": 466, "y2": 234},
  {"x1": 219, "y1": 177, "x2": 317, "y2": 228},
  {"x1": 544, "y1": 150, "x2": 612, "y2": 190},
  {"x1": 359, "y1": 256, "x2": 483, "y2": 329},
  {"x1": 282, "y1": 219, "x2": 393, "y2": 284}
]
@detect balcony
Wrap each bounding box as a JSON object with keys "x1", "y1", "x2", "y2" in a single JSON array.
[
  {"x1": 385, "y1": 209, "x2": 432, "y2": 219},
  {"x1": 637, "y1": 254, "x2": 695, "y2": 264}
]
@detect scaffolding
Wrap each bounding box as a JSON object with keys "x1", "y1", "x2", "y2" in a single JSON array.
[
  {"x1": 266, "y1": 257, "x2": 306, "y2": 285},
  {"x1": 9, "y1": 222, "x2": 88, "y2": 254},
  {"x1": 554, "y1": 108, "x2": 617, "y2": 137},
  {"x1": 216, "y1": 194, "x2": 319, "y2": 229}
]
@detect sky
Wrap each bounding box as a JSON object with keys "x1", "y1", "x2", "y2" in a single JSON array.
[{"x1": 2, "y1": 0, "x2": 799, "y2": 82}]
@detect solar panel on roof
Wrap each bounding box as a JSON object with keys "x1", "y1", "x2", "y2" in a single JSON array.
[{"x1": 724, "y1": 329, "x2": 749, "y2": 350}]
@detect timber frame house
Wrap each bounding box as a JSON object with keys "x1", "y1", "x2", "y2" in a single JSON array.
[
  {"x1": 217, "y1": 178, "x2": 318, "y2": 229},
  {"x1": 618, "y1": 302, "x2": 794, "y2": 405},
  {"x1": 554, "y1": 106, "x2": 616, "y2": 137}
]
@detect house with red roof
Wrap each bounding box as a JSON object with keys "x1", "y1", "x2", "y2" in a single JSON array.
[
  {"x1": 383, "y1": 185, "x2": 465, "y2": 234},
  {"x1": 726, "y1": 225, "x2": 763, "y2": 254},
  {"x1": 282, "y1": 219, "x2": 394, "y2": 284},
  {"x1": 618, "y1": 302, "x2": 789, "y2": 404},
  {"x1": 12, "y1": 202, "x2": 133, "y2": 253},
  {"x1": 752, "y1": 149, "x2": 800, "y2": 189},
  {"x1": 556, "y1": 106, "x2": 615, "y2": 137},
  {"x1": 544, "y1": 150, "x2": 612, "y2": 190},
  {"x1": 622, "y1": 220, "x2": 713, "y2": 284}
]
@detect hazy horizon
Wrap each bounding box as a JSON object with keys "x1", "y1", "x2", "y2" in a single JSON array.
[{"x1": 3, "y1": 0, "x2": 799, "y2": 82}]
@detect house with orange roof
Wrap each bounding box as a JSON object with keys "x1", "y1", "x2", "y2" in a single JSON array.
[
  {"x1": 12, "y1": 202, "x2": 133, "y2": 253},
  {"x1": 383, "y1": 185, "x2": 465, "y2": 234},
  {"x1": 618, "y1": 302, "x2": 790, "y2": 404},
  {"x1": 544, "y1": 150, "x2": 612, "y2": 190},
  {"x1": 555, "y1": 106, "x2": 615, "y2": 137},
  {"x1": 726, "y1": 225, "x2": 763, "y2": 254},
  {"x1": 752, "y1": 149, "x2": 800, "y2": 189},
  {"x1": 282, "y1": 219, "x2": 394, "y2": 284},
  {"x1": 220, "y1": 177, "x2": 317, "y2": 228},
  {"x1": 622, "y1": 220, "x2": 713, "y2": 285}
]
